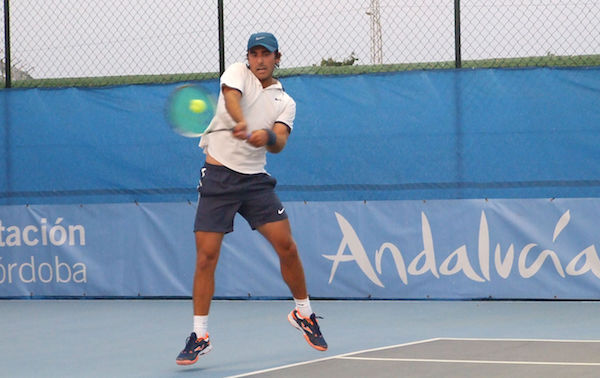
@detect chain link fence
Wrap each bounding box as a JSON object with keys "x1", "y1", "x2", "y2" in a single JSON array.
[{"x1": 1, "y1": 0, "x2": 599, "y2": 88}]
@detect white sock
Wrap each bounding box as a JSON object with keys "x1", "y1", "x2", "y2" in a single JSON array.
[
  {"x1": 193, "y1": 315, "x2": 209, "y2": 338},
  {"x1": 294, "y1": 297, "x2": 313, "y2": 318}
]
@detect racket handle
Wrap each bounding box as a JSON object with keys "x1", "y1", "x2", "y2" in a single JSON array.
[{"x1": 205, "y1": 128, "x2": 250, "y2": 139}]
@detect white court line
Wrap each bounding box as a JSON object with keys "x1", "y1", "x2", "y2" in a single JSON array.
[
  {"x1": 226, "y1": 338, "x2": 441, "y2": 377},
  {"x1": 227, "y1": 337, "x2": 600, "y2": 377},
  {"x1": 437, "y1": 337, "x2": 600, "y2": 343},
  {"x1": 339, "y1": 356, "x2": 600, "y2": 367}
]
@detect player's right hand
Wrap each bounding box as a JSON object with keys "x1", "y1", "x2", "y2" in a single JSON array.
[{"x1": 232, "y1": 121, "x2": 248, "y2": 140}]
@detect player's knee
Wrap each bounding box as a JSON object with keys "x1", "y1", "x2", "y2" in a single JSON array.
[
  {"x1": 195, "y1": 249, "x2": 219, "y2": 271},
  {"x1": 277, "y1": 239, "x2": 299, "y2": 260}
]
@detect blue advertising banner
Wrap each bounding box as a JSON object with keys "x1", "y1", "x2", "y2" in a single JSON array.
[{"x1": 1, "y1": 198, "x2": 599, "y2": 299}]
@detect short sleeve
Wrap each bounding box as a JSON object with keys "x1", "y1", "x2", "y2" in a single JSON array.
[
  {"x1": 220, "y1": 62, "x2": 247, "y2": 93},
  {"x1": 277, "y1": 95, "x2": 296, "y2": 131}
]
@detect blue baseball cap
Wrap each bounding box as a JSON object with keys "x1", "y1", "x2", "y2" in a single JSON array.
[{"x1": 247, "y1": 32, "x2": 278, "y2": 52}]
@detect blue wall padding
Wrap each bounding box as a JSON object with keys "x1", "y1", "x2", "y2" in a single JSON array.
[{"x1": 1, "y1": 67, "x2": 599, "y2": 205}]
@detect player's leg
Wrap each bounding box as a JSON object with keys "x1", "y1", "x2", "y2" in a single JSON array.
[
  {"x1": 190, "y1": 163, "x2": 239, "y2": 317},
  {"x1": 176, "y1": 231, "x2": 223, "y2": 365},
  {"x1": 241, "y1": 172, "x2": 327, "y2": 351},
  {"x1": 257, "y1": 220, "x2": 328, "y2": 351},
  {"x1": 193, "y1": 230, "x2": 224, "y2": 315},
  {"x1": 257, "y1": 219, "x2": 307, "y2": 299},
  {"x1": 177, "y1": 163, "x2": 240, "y2": 365}
]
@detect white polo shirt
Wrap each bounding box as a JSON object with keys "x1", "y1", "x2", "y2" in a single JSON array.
[{"x1": 199, "y1": 62, "x2": 296, "y2": 174}]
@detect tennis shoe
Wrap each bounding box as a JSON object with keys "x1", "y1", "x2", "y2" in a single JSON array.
[
  {"x1": 288, "y1": 309, "x2": 328, "y2": 351},
  {"x1": 176, "y1": 332, "x2": 212, "y2": 365}
]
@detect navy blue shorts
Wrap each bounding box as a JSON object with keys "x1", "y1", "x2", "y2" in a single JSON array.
[{"x1": 194, "y1": 163, "x2": 287, "y2": 233}]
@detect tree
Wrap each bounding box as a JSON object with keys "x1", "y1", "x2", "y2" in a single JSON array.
[
  {"x1": 319, "y1": 52, "x2": 358, "y2": 67},
  {"x1": 1, "y1": 55, "x2": 34, "y2": 81}
]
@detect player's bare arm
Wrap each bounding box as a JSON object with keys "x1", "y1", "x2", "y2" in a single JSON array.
[
  {"x1": 268, "y1": 123, "x2": 290, "y2": 153},
  {"x1": 222, "y1": 85, "x2": 248, "y2": 140}
]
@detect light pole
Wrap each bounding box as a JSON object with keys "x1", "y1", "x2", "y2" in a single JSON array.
[{"x1": 366, "y1": 0, "x2": 383, "y2": 64}]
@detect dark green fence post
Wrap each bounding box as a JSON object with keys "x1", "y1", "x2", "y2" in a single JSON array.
[
  {"x1": 454, "y1": 0, "x2": 461, "y2": 68},
  {"x1": 3, "y1": 0, "x2": 11, "y2": 88},
  {"x1": 218, "y1": 0, "x2": 225, "y2": 76}
]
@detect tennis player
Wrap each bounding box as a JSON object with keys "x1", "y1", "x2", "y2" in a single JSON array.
[{"x1": 176, "y1": 32, "x2": 327, "y2": 365}]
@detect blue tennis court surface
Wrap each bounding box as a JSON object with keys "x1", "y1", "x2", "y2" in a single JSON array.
[{"x1": 2, "y1": 300, "x2": 600, "y2": 377}]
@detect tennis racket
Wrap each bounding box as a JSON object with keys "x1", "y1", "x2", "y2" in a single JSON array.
[{"x1": 165, "y1": 84, "x2": 218, "y2": 137}]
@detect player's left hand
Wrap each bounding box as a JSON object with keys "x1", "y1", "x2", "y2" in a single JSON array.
[{"x1": 246, "y1": 129, "x2": 269, "y2": 147}]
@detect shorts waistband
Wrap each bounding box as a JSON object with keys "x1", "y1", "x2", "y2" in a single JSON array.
[{"x1": 203, "y1": 163, "x2": 264, "y2": 176}]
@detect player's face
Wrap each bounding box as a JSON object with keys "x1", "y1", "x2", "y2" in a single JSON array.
[{"x1": 247, "y1": 46, "x2": 280, "y2": 86}]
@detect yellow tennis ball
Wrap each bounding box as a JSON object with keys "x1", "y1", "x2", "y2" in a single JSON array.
[{"x1": 189, "y1": 99, "x2": 207, "y2": 113}]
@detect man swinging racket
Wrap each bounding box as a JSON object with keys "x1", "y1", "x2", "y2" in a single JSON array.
[{"x1": 176, "y1": 32, "x2": 327, "y2": 365}]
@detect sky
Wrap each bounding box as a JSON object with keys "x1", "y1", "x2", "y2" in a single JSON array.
[{"x1": 1, "y1": 0, "x2": 599, "y2": 79}]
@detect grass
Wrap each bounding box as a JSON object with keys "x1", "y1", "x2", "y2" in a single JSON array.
[{"x1": 3, "y1": 54, "x2": 600, "y2": 89}]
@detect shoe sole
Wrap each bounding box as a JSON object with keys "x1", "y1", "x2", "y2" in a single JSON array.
[
  {"x1": 287, "y1": 312, "x2": 327, "y2": 351},
  {"x1": 176, "y1": 344, "x2": 213, "y2": 366}
]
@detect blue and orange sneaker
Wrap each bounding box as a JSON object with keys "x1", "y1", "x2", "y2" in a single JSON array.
[
  {"x1": 176, "y1": 332, "x2": 212, "y2": 365},
  {"x1": 288, "y1": 309, "x2": 328, "y2": 351}
]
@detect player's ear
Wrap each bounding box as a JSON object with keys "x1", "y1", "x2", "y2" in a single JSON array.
[{"x1": 274, "y1": 51, "x2": 282, "y2": 68}]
